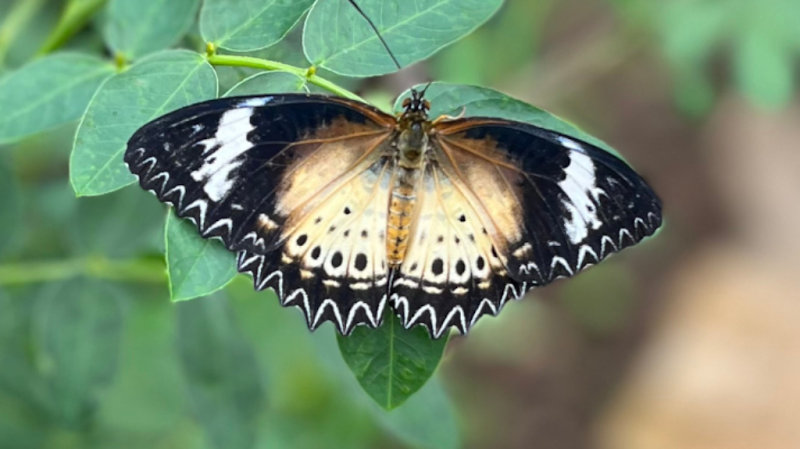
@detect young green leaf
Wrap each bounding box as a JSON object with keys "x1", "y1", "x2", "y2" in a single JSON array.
[
  {"x1": 378, "y1": 379, "x2": 460, "y2": 449},
  {"x1": 201, "y1": 0, "x2": 315, "y2": 52},
  {"x1": 337, "y1": 309, "x2": 449, "y2": 410},
  {"x1": 70, "y1": 185, "x2": 165, "y2": 257},
  {"x1": 0, "y1": 53, "x2": 113, "y2": 145},
  {"x1": 304, "y1": 0, "x2": 503, "y2": 77},
  {"x1": 165, "y1": 210, "x2": 236, "y2": 302},
  {"x1": 104, "y1": 0, "x2": 201, "y2": 59},
  {"x1": 225, "y1": 71, "x2": 311, "y2": 96},
  {"x1": 177, "y1": 294, "x2": 266, "y2": 449},
  {"x1": 395, "y1": 82, "x2": 623, "y2": 159},
  {"x1": 70, "y1": 50, "x2": 217, "y2": 197}
]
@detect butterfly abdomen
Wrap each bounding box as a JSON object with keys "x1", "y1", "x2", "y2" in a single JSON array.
[{"x1": 387, "y1": 166, "x2": 422, "y2": 266}]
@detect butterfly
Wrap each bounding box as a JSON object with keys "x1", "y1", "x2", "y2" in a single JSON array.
[{"x1": 124, "y1": 87, "x2": 662, "y2": 338}]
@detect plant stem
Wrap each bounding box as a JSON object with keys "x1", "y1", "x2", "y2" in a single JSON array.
[
  {"x1": 0, "y1": 0, "x2": 46, "y2": 67},
  {"x1": 206, "y1": 54, "x2": 365, "y2": 102},
  {"x1": 0, "y1": 256, "x2": 166, "y2": 286},
  {"x1": 38, "y1": 0, "x2": 109, "y2": 55}
]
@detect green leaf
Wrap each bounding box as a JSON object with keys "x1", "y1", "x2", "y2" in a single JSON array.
[
  {"x1": 104, "y1": 0, "x2": 201, "y2": 59},
  {"x1": 96, "y1": 288, "x2": 186, "y2": 437},
  {"x1": 0, "y1": 287, "x2": 49, "y2": 412},
  {"x1": 225, "y1": 71, "x2": 311, "y2": 96},
  {"x1": 177, "y1": 294, "x2": 266, "y2": 449},
  {"x1": 201, "y1": 0, "x2": 315, "y2": 52},
  {"x1": 337, "y1": 309, "x2": 448, "y2": 410},
  {"x1": 70, "y1": 50, "x2": 217, "y2": 197},
  {"x1": 32, "y1": 279, "x2": 124, "y2": 426},
  {"x1": 71, "y1": 186, "x2": 165, "y2": 257},
  {"x1": 734, "y1": 28, "x2": 794, "y2": 109},
  {"x1": 378, "y1": 379, "x2": 460, "y2": 449},
  {"x1": 0, "y1": 160, "x2": 22, "y2": 258},
  {"x1": 0, "y1": 53, "x2": 113, "y2": 144},
  {"x1": 303, "y1": 0, "x2": 503, "y2": 77},
  {"x1": 395, "y1": 82, "x2": 622, "y2": 158},
  {"x1": 165, "y1": 210, "x2": 236, "y2": 302}
]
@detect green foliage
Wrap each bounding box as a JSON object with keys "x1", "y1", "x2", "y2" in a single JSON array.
[
  {"x1": 176, "y1": 293, "x2": 266, "y2": 449},
  {"x1": 201, "y1": 0, "x2": 315, "y2": 52},
  {"x1": 337, "y1": 309, "x2": 449, "y2": 410},
  {"x1": 104, "y1": 0, "x2": 201, "y2": 59},
  {"x1": 0, "y1": 161, "x2": 22, "y2": 258},
  {"x1": 226, "y1": 71, "x2": 312, "y2": 96},
  {"x1": 304, "y1": 0, "x2": 503, "y2": 76},
  {"x1": 0, "y1": 53, "x2": 113, "y2": 145},
  {"x1": 656, "y1": 0, "x2": 800, "y2": 111},
  {"x1": 166, "y1": 211, "x2": 236, "y2": 302},
  {"x1": 70, "y1": 50, "x2": 217, "y2": 196}
]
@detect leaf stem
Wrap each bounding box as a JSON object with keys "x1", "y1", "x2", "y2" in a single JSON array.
[
  {"x1": 38, "y1": 0, "x2": 109, "y2": 55},
  {"x1": 0, "y1": 256, "x2": 166, "y2": 286},
  {"x1": 0, "y1": 0, "x2": 46, "y2": 67},
  {"x1": 206, "y1": 54, "x2": 365, "y2": 102}
]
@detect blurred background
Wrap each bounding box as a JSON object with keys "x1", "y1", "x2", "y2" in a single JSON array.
[{"x1": 2, "y1": 0, "x2": 800, "y2": 448}]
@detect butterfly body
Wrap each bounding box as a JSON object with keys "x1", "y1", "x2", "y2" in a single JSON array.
[{"x1": 125, "y1": 90, "x2": 662, "y2": 338}]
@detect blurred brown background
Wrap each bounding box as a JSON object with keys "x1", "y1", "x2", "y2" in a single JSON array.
[{"x1": 424, "y1": 0, "x2": 800, "y2": 448}]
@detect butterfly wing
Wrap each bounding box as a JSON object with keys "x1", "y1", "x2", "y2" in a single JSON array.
[
  {"x1": 390, "y1": 118, "x2": 662, "y2": 336},
  {"x1": 125, "y1": 94, "x2": 397, "y2": 332},
  {"x1": 390, "y1": 163, "x2": 526, "y2": 338}
]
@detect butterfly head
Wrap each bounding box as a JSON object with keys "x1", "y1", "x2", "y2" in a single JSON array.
[{"x1": 401, "y1": 85, "x2": 431, "y2": 119}]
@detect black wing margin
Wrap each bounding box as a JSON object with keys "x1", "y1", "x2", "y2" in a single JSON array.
[{"x1": 435, "y1": 118, "x2": 663, "y2": 288}]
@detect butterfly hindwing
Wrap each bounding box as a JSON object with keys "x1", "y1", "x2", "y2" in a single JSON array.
[
  {"x1": 237, "y1": 156, "x2": 396, "y2": 334},
  {"x1": 391, "y1": 163, "x2": 526, "y2": 338}
]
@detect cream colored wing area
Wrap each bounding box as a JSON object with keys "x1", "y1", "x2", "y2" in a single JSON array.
[
  {"x1": 433, "y1": 135, "x2": 528, "y2": 257},
  {"x1": 390, "y1": 163, "x2": 526, "y2": 338},
  {"x1": 274, "y1": 125, "x2": 392, "y2": 221},
  {"x1": 263, "y1": 155, "x2": 396, "y2": 333}
]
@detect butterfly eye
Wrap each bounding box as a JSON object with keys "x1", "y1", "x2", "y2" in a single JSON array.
[
  {"x1": 402, "y1": 98, "x2": 411, "y2": 108},
  {"x1": 422, "y1": 100, "x2": 431, "y2": 110}
]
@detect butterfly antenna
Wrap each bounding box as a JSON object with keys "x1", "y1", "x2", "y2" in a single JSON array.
[
  {"x1": 346, "y1": 0, "x2": 402, "y2": 71},
  {"x1": 419, "y1": 81, "x2": 433, "y2": 96}
]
